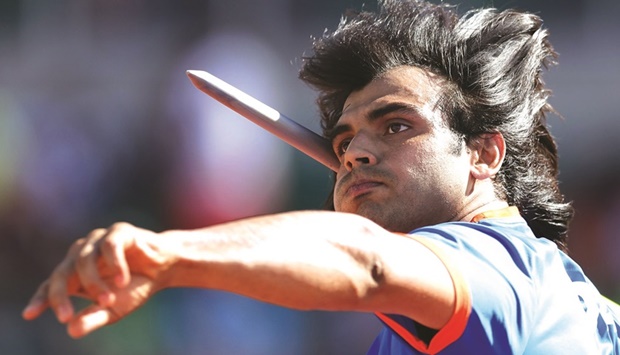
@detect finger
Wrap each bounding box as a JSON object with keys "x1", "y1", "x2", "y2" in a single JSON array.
[
  {"x1": 76, "y1": 231, "x2": 114, "y2": 307},
  {"x1": 99, "y1": 224, "x2": 132, "y2": 289},
  {"x1": 67, "y1": 305, "x2": 114, "y2": 339},
  {"x1": 22, "y1": 281, "x2": 51, "y2": 320},
  {"x1": 47, "y1": 231, "x2": 105, "y2": 322},
  {"x1": 28, "y1": 239, "x2": 87, "y2": 323},
  {"x1": 47, "y1": 258, "x2": 79, "y2": 324}
]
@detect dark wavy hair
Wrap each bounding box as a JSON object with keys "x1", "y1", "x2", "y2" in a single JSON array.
[{"x1": 299, "y1": 0, "x2": 573, "y2": 250}]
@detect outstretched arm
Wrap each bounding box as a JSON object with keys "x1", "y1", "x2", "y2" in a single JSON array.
[{"x1": 23, "y1": 210, "x2": 454, "y2": 338}]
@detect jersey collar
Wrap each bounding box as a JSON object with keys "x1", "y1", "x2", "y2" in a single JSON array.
[{"x1": 470, "y1": 206, "x2": 520, "y2": 223}]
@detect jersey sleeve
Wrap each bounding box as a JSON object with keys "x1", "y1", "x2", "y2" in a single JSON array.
[
  {"x1": 371, "y1": 218, "x2": 620, "y2": 354},
  {"x1": 374, "y1": 235, "x2": 472, "y2": 354}
]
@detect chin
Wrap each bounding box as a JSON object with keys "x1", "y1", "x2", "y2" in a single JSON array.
[
  {"x1": 358, "y1": 210, "x2": 401, "y2": 231},
  {"x1": 342, "y1": 201, "x2": 418, "y2": 232},
  {"x1": 364, "y1": 211, "x2": 422, "y2": 233}
]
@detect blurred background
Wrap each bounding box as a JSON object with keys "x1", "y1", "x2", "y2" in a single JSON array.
[{"x1": 1, "y1": 0, "x2": 618, "y2": 354}]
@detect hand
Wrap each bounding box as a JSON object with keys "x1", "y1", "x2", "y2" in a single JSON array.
[{"x1": 22, "y1": 222, "x2": 174, "y2": 338}]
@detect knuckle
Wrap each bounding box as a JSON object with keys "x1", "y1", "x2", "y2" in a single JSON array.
[
  {"x1": 68, "y1": 238, "x2": 87, "y2": 254},
  {"x1": 109, "y1": 221, "x2": 132, "y2": 232},
  {"x1": 77, "y1": 243, "x2": 94, "y2": 261},
  {"x1": 99, "y1": 239, "x2": 120, "y2": 266},
  {"x1": 101, "y1": 236, "x2": 117, "y2": 250},
  {"x1": 85, "y1": 228, "x2": 106, "y2": 240}
]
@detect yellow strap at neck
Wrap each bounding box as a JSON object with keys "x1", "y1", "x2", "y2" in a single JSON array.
[{"x1": 470, "y1": 206, "x2": 520, "y2": 223}]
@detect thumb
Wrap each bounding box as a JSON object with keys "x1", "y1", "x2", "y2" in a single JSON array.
[{"x1": 66, "y1": 304, "x2": 116, "y2": 338}]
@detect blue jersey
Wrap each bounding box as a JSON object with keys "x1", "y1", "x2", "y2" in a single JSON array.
[{"x1": 368, "y1": 207, "x2": 620, "y2": 354}]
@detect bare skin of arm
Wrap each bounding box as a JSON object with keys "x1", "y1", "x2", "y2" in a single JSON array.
[{"x1": 22, "y1": 210, "x2": 454, "y2": 338}]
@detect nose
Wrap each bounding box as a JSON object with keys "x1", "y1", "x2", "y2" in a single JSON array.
[{"x1": 342, "y1": 133, "x2": 378, "y2": 172}]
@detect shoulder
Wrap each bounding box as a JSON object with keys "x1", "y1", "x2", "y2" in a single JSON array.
[
  {"x1": 411, "y1": 216, "x2": 557, "y2": 267},
  {"x1": 409, "y1": 217, "x2": 620, "y2": 353}
]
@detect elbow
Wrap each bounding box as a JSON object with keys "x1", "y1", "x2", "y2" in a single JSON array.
[
  {"x1": 346, "y1": 257, "x2": 387, "y2": 307},
  {"x1": 370, "y1": 259, "x2": 385, "y2": 286}
]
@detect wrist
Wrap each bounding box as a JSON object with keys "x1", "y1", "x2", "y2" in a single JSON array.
[{"x1": 147, "y1": 230, "x2": 185, "y2": 292}]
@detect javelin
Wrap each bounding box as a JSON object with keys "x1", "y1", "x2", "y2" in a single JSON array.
[{"x1": 186, "y1": 70, "x2": 340, "y2": 172}]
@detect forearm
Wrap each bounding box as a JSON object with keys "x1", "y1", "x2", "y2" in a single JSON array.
[
  {"x1": 23, "y1": 210, "x2": 454, "y2": 337},
  {"x1": 159, "y1": 210, "x2": 388, "y2": 311}
]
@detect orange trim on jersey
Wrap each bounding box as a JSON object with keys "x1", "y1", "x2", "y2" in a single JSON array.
[
  {"x1": 375, "y1": 236, "x2": 472, "y2": 354},
  {"x1": 470, "y1": 206, "x2": 520, "y2": 223}
]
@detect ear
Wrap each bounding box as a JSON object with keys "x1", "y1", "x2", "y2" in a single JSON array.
[{"x1": 469, "y1": 132, "x2": 505, "y2": 180}]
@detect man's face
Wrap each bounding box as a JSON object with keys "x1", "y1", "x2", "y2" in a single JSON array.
[{"x1": 331, "y1": 66, "x2": 474, "y2": 232}]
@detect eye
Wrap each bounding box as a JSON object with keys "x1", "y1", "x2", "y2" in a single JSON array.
[
  {"x1": 387, "y1": 123, "x2": 410, "y2": 134},
  {"x1": 333, "y1": 138, "x2": 351, "y2": 157}
]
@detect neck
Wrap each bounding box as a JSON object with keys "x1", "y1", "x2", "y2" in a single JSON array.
[
  {"x1": 456, "y1": 199, "x2": 510, "y2": 223},
  {"x1": 452, "y1": 179, "x2": 510, "y2": 222}
]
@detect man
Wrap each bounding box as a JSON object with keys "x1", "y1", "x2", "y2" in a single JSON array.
[{"x1": 22, "y1": 0, "x2": 620, "y2": 353}]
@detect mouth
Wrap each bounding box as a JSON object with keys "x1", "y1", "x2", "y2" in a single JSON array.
[{"x1": 345, "y1": 179, "x2": 383, "y2": 199}]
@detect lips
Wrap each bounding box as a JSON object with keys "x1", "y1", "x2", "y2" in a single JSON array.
[
  {"x1": 342, "y1": 178, "x2": 384, "y2": 199},
  {"x1": 346, "y1": 180, "x2": 381, "y2": 196}
]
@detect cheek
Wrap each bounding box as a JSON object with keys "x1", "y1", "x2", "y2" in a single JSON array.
[
  {"x1": 332, "y1": 176, "x2": 345, "y2": 211},
  {"x1": 333, "y1": 193, "x2": 341, "y2": 211},
  {"x1": 402, "y1": 142, "x2": 469, "y2": 191},
  {"x1": 436, "y1": 153, "x2": 473, "y2": 195},
  {"x1": 401, "y1": 143, "x2": 435, "y2": 176}
]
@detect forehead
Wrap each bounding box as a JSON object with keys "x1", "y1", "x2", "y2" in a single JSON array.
[{"x1": 340, "y1": 66, "x2": 444, "y2": 123}]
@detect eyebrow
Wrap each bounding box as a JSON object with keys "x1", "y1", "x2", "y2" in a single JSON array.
[{"x1": 329, "y1": 102, "x2": 423, "y2": 140}]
